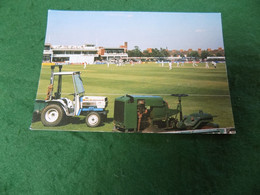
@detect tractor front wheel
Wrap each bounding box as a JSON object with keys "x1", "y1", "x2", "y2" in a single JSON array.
[
  {"x1": 41, "y1": 104, "x2": 64, "y2": 126},
  {"x1": 86, "y1": 112, "x2": 101, "y2": 127}
]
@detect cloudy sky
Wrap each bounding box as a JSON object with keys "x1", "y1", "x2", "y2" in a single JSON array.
[{"x1": 45, "y1": 10, "x2": 224, "y2": 50}]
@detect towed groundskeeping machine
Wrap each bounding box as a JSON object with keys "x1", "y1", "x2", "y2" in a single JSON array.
[
  {"x1": 113, "y1": 94, "x2": 222, "y2": 133},
  {"x1": 33, "y1": 65, "x2": 108, "y2": 127}
]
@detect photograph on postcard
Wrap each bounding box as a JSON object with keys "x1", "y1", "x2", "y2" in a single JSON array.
[{"x1": 30, "y1": 10, "x2": 235, "y2": 134}]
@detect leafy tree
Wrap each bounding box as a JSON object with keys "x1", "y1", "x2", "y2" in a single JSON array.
[
  {"x1": 160, "y1": 48, "x2": 170, "y2": 57},
  {"x1": 151, "y1": 48, "x2": 162, "y2": 57},
  {"x1": 188, "y1": 51, "x2": 199, "y2": 58},
  {"x1": 201, "y1": 50, "x2": 210, "y2": 59},
  {"x1": 179, "y1": 53, "x2": 184, "y2": 57},
  {"x1": 127, "y1": 46, "x2": 143, "y2": 57},
  {"x1": 143, "y1": 50, "x2": 152, "y2": 57},
  {"x1": 216, "y1": 51, "x2": 224, "y2": 56}
]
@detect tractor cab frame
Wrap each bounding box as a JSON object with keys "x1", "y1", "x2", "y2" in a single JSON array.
[{"x1": 34, "y1": 65, "x2": 108, "y2": 127}]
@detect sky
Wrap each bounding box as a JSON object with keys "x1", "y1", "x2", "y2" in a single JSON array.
[{"x1": 45, "y1": 10, "x2": 224, "y2": 50}]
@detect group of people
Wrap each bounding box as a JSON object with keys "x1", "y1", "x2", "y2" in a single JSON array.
[
  {"x1": 160, "y1": 60, "x2": 217, "y2": 70},
  {"x1": 161, "y1": 61, "x2": 185, "y2": 70},
  {"x1": 83, "y1": 60, "x2": 218, "y2": 70},
  {"x1": 106, "y1": 59, "x2": 142, "y2": 67}
]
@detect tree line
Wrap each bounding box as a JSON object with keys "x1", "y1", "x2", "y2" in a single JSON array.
[{"x1": 127, "y1": 46, "x2": 224, "y2": 59}]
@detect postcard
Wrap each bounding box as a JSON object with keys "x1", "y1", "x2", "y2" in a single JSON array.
[{"x1": 30, "y1": 10, "x2": 235, "y2": 134}]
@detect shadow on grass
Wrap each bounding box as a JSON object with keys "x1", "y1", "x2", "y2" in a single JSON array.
[
  {"x1": 66, "y1": 117, "x2": 113, "y2": 127},
  {"x1": 31, "y1": 113, "x2": 41, "y2": 123}
]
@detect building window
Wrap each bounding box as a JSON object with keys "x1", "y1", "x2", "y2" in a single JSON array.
[
  {"x1": 53, "y1": 51, "x2": 65, "y2": 54},
  {"x1": 105, "y1": 49, "x2": 124, "y2": 54},
  {"x1": 82, "y1": 51, "x2": 97, "y2": 54},
  {"x1": 53, "y1": 57, "x2": 70, "y2": 62},
  {"x1": 42, "y1": 55, "x2": 51, "y2": 62},
  {"x1": 44, "y1": 46, "x2": 50, "y2": 50}
]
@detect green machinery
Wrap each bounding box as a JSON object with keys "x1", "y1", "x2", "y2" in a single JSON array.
[{"x1": 113, "y1": 94, "x2": 219, "y2": 132}]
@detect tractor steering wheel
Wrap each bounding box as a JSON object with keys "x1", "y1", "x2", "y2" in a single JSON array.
[{"x1": 68, "y1": 93, "x2": 76, "y2": 101}]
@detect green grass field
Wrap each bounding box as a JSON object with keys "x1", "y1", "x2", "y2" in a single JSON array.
[{"x1": 31, "y1": 62, "x2": 234, "y2": 132}]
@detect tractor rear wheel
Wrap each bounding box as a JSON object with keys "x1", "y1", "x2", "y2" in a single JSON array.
[
  {"x1": 86, "y1": 112, "x2": 101, "y2": 127},
  {"x1": 41, "y1": 104, "x2": 64, "y2": 126}
]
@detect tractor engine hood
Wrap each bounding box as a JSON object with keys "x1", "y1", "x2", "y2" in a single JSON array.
[{"x1": 81, "y1": 96, "x2": 108, "y2": 109}]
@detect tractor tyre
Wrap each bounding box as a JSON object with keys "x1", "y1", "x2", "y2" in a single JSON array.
[
  {"x1": 86, "y1": 112, "x2": 101, "y2": 127},
  {"x1": 41, "y1": 104, "x2": 65, "y2": 127}
]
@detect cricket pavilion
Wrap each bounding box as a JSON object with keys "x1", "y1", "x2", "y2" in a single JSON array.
[{"x1": 43, "y1": 42, "x2": 128, "y2": 64}]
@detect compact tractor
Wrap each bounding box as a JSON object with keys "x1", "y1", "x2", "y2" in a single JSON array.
[
  {"x1": 33, "y1": 65, "x2": 108, "y2": 127},
  {"x1": 113, "y1": 94, "x2": 219, "y2": 132}
]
